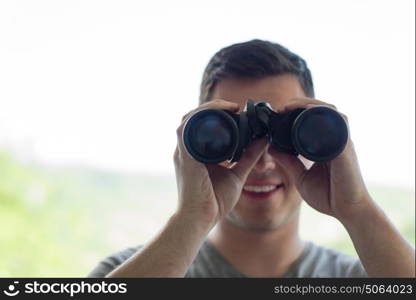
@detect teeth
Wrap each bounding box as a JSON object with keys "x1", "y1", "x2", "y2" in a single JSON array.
[{"x1": 243, "y1": 185, "x2": 277, "y2": 193}]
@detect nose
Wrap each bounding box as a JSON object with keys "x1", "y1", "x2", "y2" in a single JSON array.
[{"x1": 252, "y1": 144, "x2": 276, "y2": 173}]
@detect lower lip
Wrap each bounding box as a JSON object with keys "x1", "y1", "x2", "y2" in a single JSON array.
[{"x1": 242, "y1": 185, "x2": 283, "y2": 201}]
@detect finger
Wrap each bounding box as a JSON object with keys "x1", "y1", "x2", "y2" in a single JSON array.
[
  {"x1": 177, "y1": 99, "x2": 238, "y2": 141},
  {"x1": 268, "y1": 148, "x2": 308, "y2": 188},
  {"x1": 230, "y1": 138, "x2": 268, "y2": 181},
  {"x1": 181, "y1": 111, "x2": 194, "y2": 122},
  {"x1": 179, "y1": 99, "x2": 239, "y2": 132},
  {"x1": 199, "y1": 99, "x2": 240, "y2": 113},
  {"x1": 278, "y1": 98, "x2": 337, "y2": 113},
  {"x1": 278, "y1": 99, "x2": 349, "y2": 134},
  {"x1": 302, "y1": 103, "x2": 350, "y2": 130},
  {"x1": 218, "y1": 161, "x2": 238, "y2": 169},
  {"x1": 181, "y1": 99, "x2": 239, "y2": 123},
  {"x1": 176, "y1": 119, "x2": 203, "y2": 169}
]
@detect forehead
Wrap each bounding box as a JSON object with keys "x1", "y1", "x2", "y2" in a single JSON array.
[{"x1": 210, "y1": 74, "x2": 306, "y2": 111}]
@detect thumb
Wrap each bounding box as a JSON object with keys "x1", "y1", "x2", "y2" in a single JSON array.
[{"x1": 230, "y1": 138, "x2": 268, "y2": 182}]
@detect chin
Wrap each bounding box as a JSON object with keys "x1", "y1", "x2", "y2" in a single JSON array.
[
  {"x1": 227, "y1": 195, "x2": 302, "y2": 232},
  {"x1": 226, "y1": 209, "x2": 288, "y2": 232}
]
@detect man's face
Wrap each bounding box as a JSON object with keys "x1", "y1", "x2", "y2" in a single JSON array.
[{"x1": 210, "y1": 75, "x2": 307, "y2": 232}]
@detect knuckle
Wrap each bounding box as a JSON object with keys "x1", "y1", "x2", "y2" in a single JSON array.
[
  {"x1": 182, "y1": 113, "x2": 190, "y2": 122},
  {"x1": 181, "y1": 112, "x2": 191, "y2": 122},
  {"x1": 176, "y1": 124, "x2": 184, "y2": 137}
]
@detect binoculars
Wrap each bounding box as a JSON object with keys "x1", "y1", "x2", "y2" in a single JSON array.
[{"x1": 183, "y1": 100, "x2": 348, "y2": 164}]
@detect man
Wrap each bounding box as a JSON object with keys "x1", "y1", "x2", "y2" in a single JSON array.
[{"x1": 89, "y1": 39, "x2": 415, "y2": 277}]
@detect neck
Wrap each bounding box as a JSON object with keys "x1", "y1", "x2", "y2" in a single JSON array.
[{"x1": 208, "y1": 213, "x2": 304, "y2": 277}]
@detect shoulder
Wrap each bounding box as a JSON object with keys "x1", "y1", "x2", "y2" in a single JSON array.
[
  {"x1": 87, "y1": 245, "x2": 143, "y2": 277},
  {"x1": 290, "y1": 241, "x2": 367, "y2": 278}
]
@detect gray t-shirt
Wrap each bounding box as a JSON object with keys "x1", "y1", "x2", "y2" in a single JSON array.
[{"x1": 88, "y1": 240, "x2": 367, "y2": 277}]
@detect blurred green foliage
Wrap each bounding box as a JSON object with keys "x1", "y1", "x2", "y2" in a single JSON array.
[{"x1": 0, "y1": 149, "x2": 414, "y2": 277}]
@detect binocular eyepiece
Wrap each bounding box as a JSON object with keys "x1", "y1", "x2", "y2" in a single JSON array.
[{"x1": 183, "y1": 100, "x2": 348, "y2": 164}]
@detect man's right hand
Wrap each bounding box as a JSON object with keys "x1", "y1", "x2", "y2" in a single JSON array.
[
  {"x1": 174, "y1": 99, "x2": 268, "y2": 229},
  {"x1": 106, "y1": 99, "x2": 268, "y2": 277}
]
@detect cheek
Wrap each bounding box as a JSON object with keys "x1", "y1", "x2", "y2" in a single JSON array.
[{"x1": 284, "y1": 187, "x2": 303, "y2": 209}]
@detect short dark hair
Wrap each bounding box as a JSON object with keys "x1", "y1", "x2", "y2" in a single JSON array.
[{"x1": 199, "y1": 39, "x2": 314, "y2": 103}]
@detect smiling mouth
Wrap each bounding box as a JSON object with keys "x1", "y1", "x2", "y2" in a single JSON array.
[
  {"x1": 242, "y1": 184, "x2": 284, "y2": 200},
  {"x1": 243, "y1": 184, "x2": 283, "y2": 193}
]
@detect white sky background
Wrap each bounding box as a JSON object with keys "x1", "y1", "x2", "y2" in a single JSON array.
[{"x1": 0, "y1": 0, "x2": 414, "y2": 188}]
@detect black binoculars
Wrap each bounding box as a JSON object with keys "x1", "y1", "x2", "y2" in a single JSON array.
[{"x1": 183, "y1": 100, "x2": 348, "y2": 164}]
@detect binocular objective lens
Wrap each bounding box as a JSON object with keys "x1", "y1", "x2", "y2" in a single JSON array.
[
  {"x1": 185, "y1": 112, "x2": 238, "y2": 162},
  {"x1": 294, "y1": 107, "x2": 348, "y2": 161}
]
